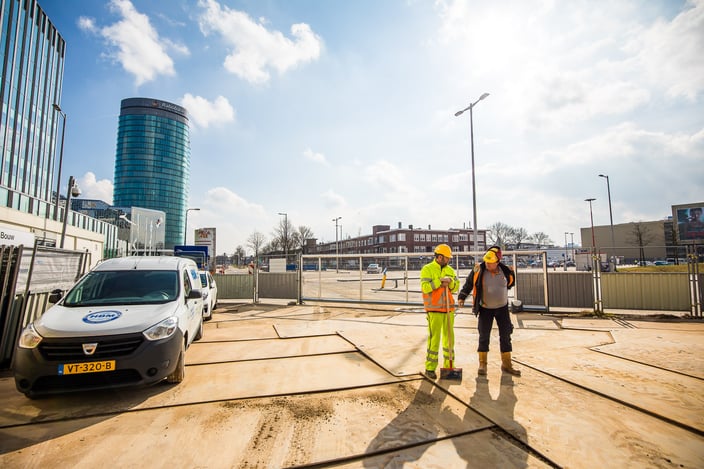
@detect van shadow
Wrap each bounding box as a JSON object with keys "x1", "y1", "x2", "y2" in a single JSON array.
[{"x1": 0, "y1": 380, "x2": 175, "y2": 455}]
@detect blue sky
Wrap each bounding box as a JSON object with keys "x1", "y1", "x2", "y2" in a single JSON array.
[{"x1": 40, "y1": 0, "x2": 703, "y2": 253}]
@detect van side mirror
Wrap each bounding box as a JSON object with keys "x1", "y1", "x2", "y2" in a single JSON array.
[
  {"x1": 187, "y1": 289, "x2": 202, "y2": 300},
  {"x1": 48, "y1": 289, "x2": 63, "y2": 304}
]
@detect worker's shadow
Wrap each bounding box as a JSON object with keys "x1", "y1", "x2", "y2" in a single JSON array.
[
  {"x1": 362, "y1": 379, "x2": 446, "y2": 467},
  {"x1": 456, "y1": 373, "x2": 528, "y2": 468}
]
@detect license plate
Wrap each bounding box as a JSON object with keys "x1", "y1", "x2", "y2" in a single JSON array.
[{"x1": 58, "y1": 360, "x2": 116, "y2": 375}]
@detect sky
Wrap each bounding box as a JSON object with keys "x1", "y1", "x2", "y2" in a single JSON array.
[{"x1": 39, "y1": 0, "x2": 704, "y2": 254}]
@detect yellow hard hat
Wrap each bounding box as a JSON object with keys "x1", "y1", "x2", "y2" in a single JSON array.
[{"x1": 434, "y1": 244, "x2": 452, "y2": 258}]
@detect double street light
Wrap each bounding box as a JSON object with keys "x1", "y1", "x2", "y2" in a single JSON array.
[
  {"x1": 332, "y1": 216, "x2": 342, "y2": 273},
  {"x1": 598, "y1": 174, "x2": 616, "y2": 267},
  {"x1": 585, "y1": 198, "x2": 596, "y2": 254},
  {"x1": 455, "y1": 92, "x2": 490, "y2": 254},
  {"x1": 52, "y1": 104, "x2": 66, "y2": 221},
  {"x1": 184, "y1": 208, "x2": 200, "y2": 244}
]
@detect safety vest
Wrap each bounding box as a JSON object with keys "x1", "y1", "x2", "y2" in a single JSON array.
[{"x1": 420, "y1": 260, "x2": 458, "y2": 312}]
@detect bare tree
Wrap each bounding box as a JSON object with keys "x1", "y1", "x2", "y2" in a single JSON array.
[
  {"x1": 486, "y1": 222, "x2": 513, "y2": 248},
  {"x1": 628, "y1": 222, "x2": 654, "y2": 265},
  {"x1": 247, "y1": 231, "x2": 266, "y2": 262},
  {"x1": 507, "y1": 227, "x2": 528, "y2": 249},
  {"x1": 272, "y1": 217, "x2": 295, "y2": 261},
  {"x1": 530, "y1": 232, "x2": 552, "y2": 248},
  {"x1": 295, "y1": 225, "x2": 315, "y2": 253},
  {"x1": 234, "y1": 245, "x2": 246, "y2": 266}
]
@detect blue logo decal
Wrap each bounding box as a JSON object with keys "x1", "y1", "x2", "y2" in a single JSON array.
[{"x1": 83, "y1": 310, "x2": 122, "y2": 324}]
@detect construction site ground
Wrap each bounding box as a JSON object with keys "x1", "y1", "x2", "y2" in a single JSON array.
[{"x1": 0, "y1": 301, "x2": 702, "y2": 468}]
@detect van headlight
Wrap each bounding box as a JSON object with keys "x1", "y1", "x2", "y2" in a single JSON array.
[
  {"x1": 143, "y1": 317, "x2": 178, "y2": 341},
  {"x1": 19, "y1": 323, "x2": 43, "y2": 349}
]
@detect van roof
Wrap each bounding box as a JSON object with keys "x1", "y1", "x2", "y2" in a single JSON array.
[{"x1": 93, "y1": 256, "x2": 197, "y2": 271}]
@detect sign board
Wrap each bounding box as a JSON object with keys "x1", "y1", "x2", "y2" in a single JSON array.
[
  {"x1": 0, "y1": 224, "x2": 35, "y2": 247},
  {"x1": 195, "y1": 227, "x2": 216, "y2": 270},
  {"x1": 673, "y1": 202, "x2": 704, "y2": 244},
  {"x1": 269, "y1": 258, "x2": 286, "y2": 273}
]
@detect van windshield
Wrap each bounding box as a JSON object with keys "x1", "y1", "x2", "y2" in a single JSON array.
[{"x1": 63, "y1": 270, "x2": 179, "y2": 307}]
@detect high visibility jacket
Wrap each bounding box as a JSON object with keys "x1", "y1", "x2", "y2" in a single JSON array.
[{"x1": 420, "y1": 260, "x2": 459, "y2": 312}]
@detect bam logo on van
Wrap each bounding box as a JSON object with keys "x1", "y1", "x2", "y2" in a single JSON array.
[{"x1": 83, "y1": 311, "x2": 122, "y2": 324}]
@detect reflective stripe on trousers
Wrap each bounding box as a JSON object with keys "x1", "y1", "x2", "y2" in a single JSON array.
[{"x1": 425, "y1": 311, "x2": 455, "y2": 371}]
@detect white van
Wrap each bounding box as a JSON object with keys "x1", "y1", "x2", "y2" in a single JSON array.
[{"x1": 13, "y1": 256, "x2": 204, "y2": 398}]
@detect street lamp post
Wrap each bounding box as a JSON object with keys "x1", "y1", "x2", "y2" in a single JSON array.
[
  {"x1": 60, "y1": 176, "x2": 80, "y2": 248},
  {"x1": 52, "y1": 104, "x2": 66, "y2": 221},
  {"x1": 570, "y1": 232, "x2": 574, "y2": 266},
  {"x1": 598, "y1": 174, "x2": 616, "y2": 268},
  {"x1": 585, "y1": 198, "x2": 596, "y2": 254},
  {"x1": 184, "y1": 208, "x2": 200, "y2": 244},
  {"x1": 278, "y1": 212, "x2": 288, "y2": 263},
  {"x1": 333, "y1": 216, "x2": 341, "y2": 273},
  {"x1": 455, "y1": 92, "x2": 490, "y2": 255},
  {"x1": 564, "y1": 232, "x2": 569, "y2": 271}
]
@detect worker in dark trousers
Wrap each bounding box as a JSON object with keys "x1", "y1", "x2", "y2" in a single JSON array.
[{"x1": 458, "y1": 246, "x2": 520, "y2": 376}]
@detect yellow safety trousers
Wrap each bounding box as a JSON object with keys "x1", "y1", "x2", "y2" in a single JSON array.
[{"x1": 425, "y1": 311, "x2": 455, "y2": 371}]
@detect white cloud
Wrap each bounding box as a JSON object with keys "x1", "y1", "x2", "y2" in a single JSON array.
[
  {"x1": 77, "y1": 16, "x2": 97, "y2": 33},
  {"x1": 320, "y1": 189, "x2": 345, "y2": 208},
  {"x1": 629, "y1": 0, "x2": 704, "y2": 100},
  {"x1": 180, "y1": 94, "x2": 235, "y2": 129},
  {"x1": 197, "y1": 0, "x2": 323, "y2": 84},
  {"x1": 79, "y1": 0, "x2": 189, "y2": 86},
  {"x1": 203, "y1": 187, "x2": 267, "y2": 216},
  {"x1": 77, "y1": 172, "x2": 114, "y2": 204},
  {"x1": 303, "y1": 148, "x2": 328, "y2": 165}
]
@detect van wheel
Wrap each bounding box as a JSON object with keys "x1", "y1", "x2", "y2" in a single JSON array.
[{"x1": 166, "y1": 340, "x2": 186, "y2": 383}]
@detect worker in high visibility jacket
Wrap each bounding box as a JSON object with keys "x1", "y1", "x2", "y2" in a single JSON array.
[{"x1": 420, "y1": 244, "x2": 459, "y2": 379}]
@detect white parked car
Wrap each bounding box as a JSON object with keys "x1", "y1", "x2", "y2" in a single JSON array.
[
  {"x1": 13, "y1": 256, "x2": 204, "y2": 398},
  {"x1": 199, "y1": 270, "x2": 218, "y2": 321},
  {"x1": 366, "y1": 263, "x2": 382, "y2": 274}
]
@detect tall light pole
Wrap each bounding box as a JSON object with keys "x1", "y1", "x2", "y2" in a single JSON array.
[
  {"x1": 52, "y1": 104, "x2": 66, "y2": 221},
  {"x1": 278, "y1": 212, "x2": 288, "y2": 263},
  {"x1": 570, "y1": 232, "x2": 574, "y2": 266},
  {"x1": 455, "y1": 92, "x2": 489, "y2": 255},
  {"x1": 60, "y1": 176, "x2": 80, "y2": 248},
  {"x1": 564, "y1": 232, "x2": 569, "y2": 271},
  {"x1": 333, "y1": 216, "x2": 341, "y2": 273},
  {"x1": 585, "y1": 198, "x2": 596, "y2": 254},
  {"x1": 598, "y1": 174, "x2": 615, "y2": 266},
  {"x1": 184, "y1": 208, "x2": 200, "y2": 244}
]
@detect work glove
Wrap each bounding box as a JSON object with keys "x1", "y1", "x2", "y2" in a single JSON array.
[{"x1": 440, "y1": 277, "x2": 452, "y2": 286}]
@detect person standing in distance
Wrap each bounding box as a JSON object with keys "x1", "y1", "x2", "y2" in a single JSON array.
[
  {"x1": 420, "y1": 244, "x2": 459, "y2": 379},
  {"x1": 457, "y1": 246, "x2": 521, "y2": 376}
]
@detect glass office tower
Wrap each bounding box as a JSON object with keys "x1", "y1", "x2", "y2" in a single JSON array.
[
  {"x1": 113, "y1": 98, "x2": 191, "y2": 249},
  {"x1": 0, "y1": 0, "x2": 65, "y2": 218}
]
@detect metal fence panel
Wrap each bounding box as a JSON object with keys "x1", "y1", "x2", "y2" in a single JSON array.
[
  {"x1": 258, "y1": 272, "x2": 298, "y2": 299},
  {"x1": 546, "y1": 272, "x2": 594, "y2": 309},
  {"x1": 601, "y1": 272, "x2": 690, "y2": 311},
  {"x1": 214, "y1": 274, "x2": 254, "y2": 300},
  {"x1": 515, "y1": 272, "x2": 545, "y2": 308}
]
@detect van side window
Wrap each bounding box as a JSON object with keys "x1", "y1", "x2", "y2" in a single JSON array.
[{"x1": 182, "y1": 271, "x2": 192, "y2": 297}]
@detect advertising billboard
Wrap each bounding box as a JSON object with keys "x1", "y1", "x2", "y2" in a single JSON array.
[
  {"x1": 673, "y1": 202, "x2": 704, "y2": 244},
  {"x1": 195, "y1": 227, "x2": 217, "y2": 270}
]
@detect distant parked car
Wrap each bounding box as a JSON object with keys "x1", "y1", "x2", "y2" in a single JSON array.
[
  {"x1": 199, "y1": 270, "x2": 218, "y2": 321},
  {"x1": 366, "y1": 263, "x2": 382, "y2": 274},
  {"x1": 653, "y1": 260, "x2": 670, "y2": 266}
]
